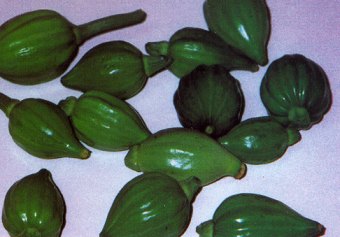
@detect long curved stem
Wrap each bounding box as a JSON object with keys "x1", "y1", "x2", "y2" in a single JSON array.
[{"x1": 74, "y1": 9, "x2": 147, "y2": 45}]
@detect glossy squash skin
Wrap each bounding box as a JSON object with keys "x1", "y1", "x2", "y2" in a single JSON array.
[
  {"x1": 61, "y1": 41, "x2": 171, "y2": 99},
  {"x1": 59, "y1": 91, "x2": 151, "y2": 151},
  {"x1": 174, "y1": 65, "x2": 244, "y2": 138},
  {"x1": 2, "y1": 169, "x2": 65, "y2": 237},
  {"x1": 204, "y1": 0, "x2": 271, "y2": 66},
  {"x1": 100, "y1": 172, "x2": 201, "y2": 237},
  {"x1": 260, "y1": 54, "x2": 332, "y2": 130},
  {"x1": 125, "y1": 128, "x2": 246, "y2": 186},
  {"x1": 0, "y1": 93, "x2": 90, "y2": 159},
  {"x1": 145, "y1": 27, "x2": 258, "y2": 78},
  {"x1": 218, "y1": 116, "x2": 301, "y2": 164},
  {"x1": 196, "y1": 193, "x2": 326, "y2": 237},
  {"x1": 0, "y1": 9, "x2": 147, "y2": 84}
]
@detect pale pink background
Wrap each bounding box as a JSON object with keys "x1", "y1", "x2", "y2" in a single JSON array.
[{"x1": 0, "y1": 1, "x2": 339, "y2": 236}]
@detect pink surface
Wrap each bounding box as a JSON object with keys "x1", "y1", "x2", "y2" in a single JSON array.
[{"x1": 0, "y1": 1, "x2": 339, "y2": 236}]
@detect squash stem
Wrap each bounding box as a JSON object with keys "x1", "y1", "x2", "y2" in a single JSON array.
[
  {"x1": 0, "y1": 92, "x2": 19, "y2": 117},
  {"x1": 58, "y1": 96, "x2": 77, "y2": 116},
  {"x1": 145, "y1": 41, "x2": 170, "y2": 56},
  {"x1": 287, "y1": 128, "x2": 301, "y2": 146},
  {"x1": 196, "y1": 220, "x2": 214, "y2": 237},
  {"x1": 74, "y1": 9, "x2": 147, "y2": 45},
  {"x1": 234, "y1": 163, "x2": 247, "y2": 179},
  {"x1": 142, "y1": 55, "x2": 172, "y2": 77},
  {"x1": 288, "y1": 107, "x2": 311, "y2": 128},
  {"x1": 178, "y1": 177, "x2": 201, "y2": 203}
]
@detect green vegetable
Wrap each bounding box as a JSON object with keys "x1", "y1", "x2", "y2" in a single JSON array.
[
  {"x1": 0, "y1": 9, "x2": 147, "y2": 85},
  {"x1": 260, "y1": 54, "x2": 332, "y2": 130},
  {"x1": 174, "y1": 64, "x2": 244, "y2": 137},
  {"x1": 145, "y1": 27, "x2": 258, "y2": 78},
  {"x1": 125, "y1": 128, "x2": 246, "y2": 186},
  {"x1": 0, "y1": 92, "x2": 90, "y2": 159},
  {"x1": 61, "y1": 41, "x2": 171, "y2": 99},
  {"x1": 197, "y1": 193, "x2": 326, "y2": 237},
  {"x1": 59, "y1": 91, "x2": 151, "y2": 151},
  {"x1": 218, "y1": 116, "x2": 301, "y2": 164},
  {"x1": 2, "y1": 169, "x2": 65, "y2": 237},
  {"x1": 204, "y1": 0, "x2": 271, "y2": 65},
  {"x1": 100, "y1": 172, "x2": 201, "y2": 237}
]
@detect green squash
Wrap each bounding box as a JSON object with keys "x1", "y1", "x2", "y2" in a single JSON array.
[
  {"x1": 174, "y1": 64, "x2": 244, "y2": 138},
  {"x1": 0, "y1": 9, "x2": 147, "y2": 84},
  {"x1": 100, "y1": 172, "x2": 201, "y2": 237},
  {"x1": 218, "y1": 116, "x2": 301, "y2": 164},
  {"x1": 2, "y1": 169, "x2": 65, "y2": 237},
  {"x1": 125, "y1": 128, "x2": 246, "y2": 186},
  {"x1": 204, "y1": 0, "x2": 271, "y2": 65},
  {"x1": 59, "y1": 90, "x2": 151, "y2": 151},
  {"x1": 145, "y1": 27, "x2": 258, "y2": 78},
  {"x1": 260, "y1": 54, "x2": 332, "y2": 130},
  {"x1": 196, "y1": 193, "x2": 326, "y2": 237},
  {"x1": 0, "y1": 92, "x2": 90, "y2": 159},
  {"x1": 61, "y1": 41, "x2": 171, "y2": 99}
]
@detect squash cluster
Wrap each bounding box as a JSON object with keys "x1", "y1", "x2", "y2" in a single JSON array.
[{"x1": 0, "y1": 0, "x2": 331, "y2": 237}]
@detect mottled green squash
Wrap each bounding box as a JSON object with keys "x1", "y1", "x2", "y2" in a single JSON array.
[
  {"x1": 0, "y1": 9, "x2": 146, "y2": 84},
  {"x1": 174, "y1": 64, "x2": 244, "y2": 137},
  {"x1": 2, "y1": 169, "x2": 65, "y2": 237},
  {"x1": 197, "y1": 193, "x2": 326, "y2": 237},
  {"x1": 61, "y1": 41, "x2": 171, "y2": 99},
  {"x1": 146, "y1": 27, "x2": 258, "y2": 78},
  {"x1": 59, "y1": 91, "x2": 151, "y2": 151},
  {"x1": 204, "y1": 0, "x2": 271, "y2": 65},
  {"x1": 260, "y1": 54, "x2": 332, "y2": 130},
  {"x1": 0, "y1": 92, "x2": 90, "y2": 159},
  {"x1": 218, "y1": 116, "x2": 301, "y2": 164},
  {"x1": 100, "y1": 172, "x2": 201, "y2": 237}
]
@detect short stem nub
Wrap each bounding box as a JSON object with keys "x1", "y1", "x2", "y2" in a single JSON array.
[
  {"x1": 196, "y1": 220, "x2": 214, "y2": 237},
  {"x1": 58, "y1": 96, "x2": 77, "y2": 116},
  {"x1": 74, "y1": 9, "x2": 147, "y2": 45},
  {"x1": 288, "y1": 107, "x2": 311, "y2": 128},
  {"x1": 0, "y1": 92, "x2": 19, "y2": 117},
  {"x1": 287, "y1": 128, "x2": 301, "y2": 146},
  {"x1": 143, "y1": 55, "x2": 172, "y2": 77},
  {"x1": 145, "y1": 41, "x2": 170, "y2": 56},
  {"x1": 178, "y1": 176, "x2": 201, "y2": 203}
]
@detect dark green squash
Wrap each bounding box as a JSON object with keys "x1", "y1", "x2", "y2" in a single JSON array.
[
  {"x1": 100, "y1": 172, "x2": 201, "y2": 237},
  {"x1": 0, "y1": 92, "x2": 90, "y2": 159},
  {"x1": 125, "y1": 128, "x2": 246, "y2": 186},
  {"x1": 204, "y1": 0, "x2": 271, "y2": 66},
  {"x1": 61, "y1": 41, "x2": 171, "y2": 99},
  {"x1": 2, "y1": 169, "x2": 65, "y2": 237},
  {"x1": 59, "y1": 90, "x2": 151, "y2": 151},
  {"x1": 174, "y1": 64, "x2": 244, "y2": 137},
  {"x1": 260, "y1": 54, "x2": 332, "y2": 130},
  {"x1": 218, "y1": 116, "x2": 301, "y2": 164},
  {"x1": 197, "y1": 193, "x2": 326, "y2": 237},
  {"x1": 145, "y1": 27, "x2": 258, "y2": 78},
  {"x1": 0, "y1": 9, "x2": 146, "y2": 84}
]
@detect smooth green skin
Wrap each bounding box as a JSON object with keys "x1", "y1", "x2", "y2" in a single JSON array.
[
  {"x1": 196, "y1": 193, "x2": 326, "y2": 237},
  {"x1": 61, "y1": 41, "x2": 171, "y2": 99},
  {"x1": 174, "y1": 65, "x2": 244, "y2": 138},
  {"x1": 100, "y1": 172, "x2": 201, "y2": 237},
  {"x1": 2, "y1": 169, "x2": 65, "y2": 237},
  {"x1": 125, "y1": 128, "x2": 246, "y2": 186},
  {"x1": 0, "y1": 9, "x2": 147, "y2": 85},
  {"x1": 59, "y1": 91, "x2": 151, "y2": 151},
  {"x1": 260, "y1": 54, "x2": 332, "y2": 130},
  {"x1": 145, "y1": 27, "x2": 258, "y2": 78},
  {"x1": 218, "y1": 116, "x2": 301, "y2": 164},
  {"x1": 204, "y1": 0, "x2": 270, "y2": 66},
  {"x1": 0, "y1": 93, "x2": 90, "y2": 159}
]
